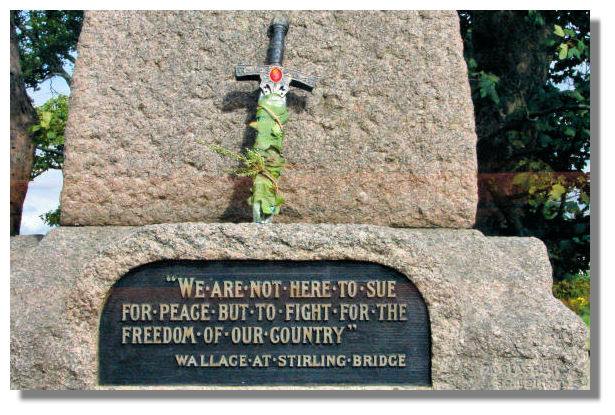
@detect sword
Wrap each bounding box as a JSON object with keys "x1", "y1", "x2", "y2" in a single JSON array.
[{"x1": 233, "y1": 16, "x2": 318, "y2": 223}]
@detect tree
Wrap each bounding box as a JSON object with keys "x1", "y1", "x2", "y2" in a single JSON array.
[
  {"x1": 28, "y1": 95, "x2": 69, "y2": 228},
  {"x1": 9, "y1": 10, "x2": 83, "y2": 234},
  {"x1": 10, "y1": 14, "x2": 37, "y2": 235},
  {"x1": 12, "y1": 10, "x2": 83, "y2": 88},
  {"x1": 29, "y1": 95, "x2": 68, "y2": 179},
  {"x1": 459, "y1": 11, "x2": 590, "y2": 280}
]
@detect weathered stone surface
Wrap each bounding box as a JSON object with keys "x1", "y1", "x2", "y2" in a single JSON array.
[
  {"x1": 10, "y1": 228, "x2": 134, "y2": 390},
  {"x1": 61, "y1": 11, "x2": 477, "y2": 227},
  {"x1": 10, "y1": 234, "x2": 42, "y2": 261},
  {"x1": 11, "y1": 224, "x2": 588, "y2": 390}
]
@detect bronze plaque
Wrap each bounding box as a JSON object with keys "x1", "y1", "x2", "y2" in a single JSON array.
[{"x1": 99, "y1": 260, "x2": 431, "y2": 386}]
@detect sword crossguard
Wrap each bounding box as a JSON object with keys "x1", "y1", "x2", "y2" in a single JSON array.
[{"x1": 235, "y1": 64, "x2": 317, "y2": 96}]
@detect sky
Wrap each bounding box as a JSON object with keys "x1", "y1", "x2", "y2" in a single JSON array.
[{"x1": 19, "y1": 76, "x2": 70, "y2": 235}]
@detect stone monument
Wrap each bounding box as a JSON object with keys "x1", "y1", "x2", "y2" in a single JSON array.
[{"x1": 11, "y1": 10, "x2": 589, "y2": 390}]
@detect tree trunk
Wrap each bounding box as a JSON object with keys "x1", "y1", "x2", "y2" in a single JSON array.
[
  {"x1": 10, "y1": 16, "x2": 37, "y2": 235},
  {"x1": 469, "y1": 11, "x2": 552, "y2": 235}
]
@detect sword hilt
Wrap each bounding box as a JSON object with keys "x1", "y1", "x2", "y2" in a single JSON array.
[
  {"x1": 234, "y1": 15, "x2": 317, "y2": 94},
  {"x1": 267, "y1": 16, "x2": 289, "y2": 66}
]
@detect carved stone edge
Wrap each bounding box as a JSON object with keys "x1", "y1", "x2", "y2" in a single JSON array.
[{"x1": 11, "y1": 224, "x2": 590, "y2": 390}]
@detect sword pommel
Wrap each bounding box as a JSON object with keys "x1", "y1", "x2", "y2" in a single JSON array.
[{"x1": 267, "y1": 16, "x2": 289, "y2": 66}]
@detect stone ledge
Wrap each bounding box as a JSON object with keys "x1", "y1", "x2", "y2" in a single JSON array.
[{"x1": 11, "y1": 224, "x2": 589, "y2": 390}]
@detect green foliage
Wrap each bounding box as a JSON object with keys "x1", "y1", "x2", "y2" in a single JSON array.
[
  {"x1": 29, "y1": 94, "x2": 69, "y2": 228},
  {"x1": 206, "y1": 94, "x2": 289, "y2": 222},
  {"x1": 553, "y1": 24, "x2": 566, "y2": 38},
  {"x1": 459, "y1": 11, "x2": 590, "y2": 280},
  {"x1": 209, "y1": 145, "x2": 273, "y2": 179},
  {"x1": 29, "y1": 95, "x2": 68, "y2": 179},
  {"x1": 11, "y1": 10, "x2": 83, "y2": 89},
  {"x1": 40, "y1": 207, "x2": 61, "y2": 227},
  {"x1": 12, "y1": 10, "x2": 83, "y2": 220},
  {"x1": 477, "y1": 72, "x2": 500, "y2": 104},
  {"x1": 249, "y1": 97, "x2": 289, "y2": 217},
  {"x1": 553, "y1": 270, "x2": 590, "y2": 326},
  {"x1": 250, "y1": 175, "x2": 285, "y2": 216},
  {"x1": 527, "y1": 10, "x2": 546, "y2": 26},
  {"x1": 553, "y1": 23, "x2": 588, "y2": 61}
]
